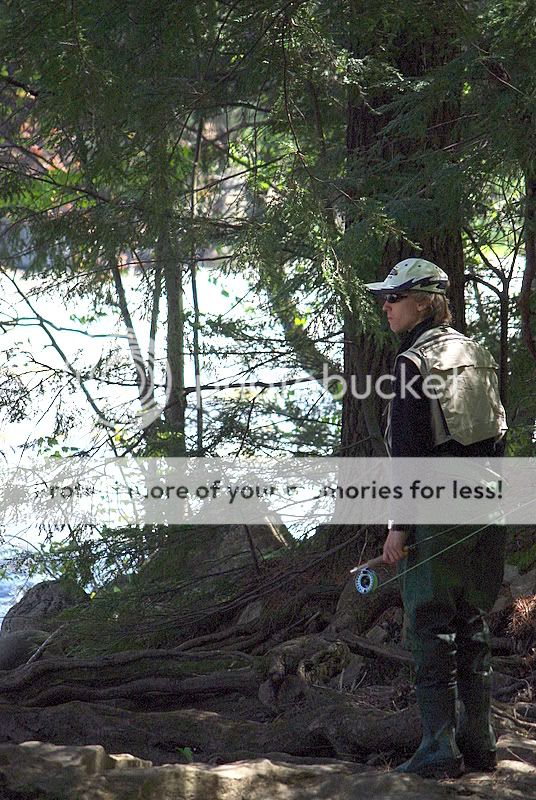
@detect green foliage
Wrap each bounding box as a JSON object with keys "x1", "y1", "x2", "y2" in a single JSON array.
[
  {"x1": 176, "y1": 747, "x2": 194, "y2": 763},
  {"x1": 509, "y1": 542, "x2": 536, "y2": 573},
  {"x1": 10, "y1": 524, "x2": 154, "y2": 590},
  {"x1": 53, "y1": 522, "x2": 280, "y2": 654}
]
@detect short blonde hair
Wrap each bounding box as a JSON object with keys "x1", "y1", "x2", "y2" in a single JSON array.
[{"x1": 412, "y1": 292, "x2": 452, "y2": 325}]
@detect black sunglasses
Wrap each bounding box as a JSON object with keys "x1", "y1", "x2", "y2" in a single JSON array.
[{"x1": 381, "y1": 293, "x2": 409, "y2": 304}]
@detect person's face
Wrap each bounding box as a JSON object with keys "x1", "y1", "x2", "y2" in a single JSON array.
[{"x1": 381, "y1": 293, "x2": 429, "y2": 333}]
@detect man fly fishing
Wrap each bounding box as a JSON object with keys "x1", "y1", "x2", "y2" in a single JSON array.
[{"x1": 365, "y1": 258, "x2": 507, "y2": 778}]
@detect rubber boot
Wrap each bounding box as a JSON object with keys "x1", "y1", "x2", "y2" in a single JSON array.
[
  {"x1": 395, "y1": 684, "x2": 464, "y2": 778},
  {"x1": 456, "y1": 673, "x2": 497, "y2": 772}
]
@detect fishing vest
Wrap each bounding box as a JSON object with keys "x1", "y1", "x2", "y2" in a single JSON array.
[{"x1": 385, "y1": 325, "x2": 507, "y2": 455}]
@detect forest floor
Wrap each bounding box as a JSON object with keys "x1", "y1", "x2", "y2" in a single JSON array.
[{"x1": 1, "y1": 524, "x2": 536, "y2": 798}]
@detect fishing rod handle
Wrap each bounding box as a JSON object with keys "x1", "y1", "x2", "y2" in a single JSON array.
[{"x1": 349, "y1": 548, "x2": 409, "y2": 574}]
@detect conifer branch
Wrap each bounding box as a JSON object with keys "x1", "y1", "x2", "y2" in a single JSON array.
[
  {"x1": 0, "y1": 267, "x2": 119, "y2": 453},
  {"x1": 0, "y1": 75, "x2": 39, "y2": 97}
]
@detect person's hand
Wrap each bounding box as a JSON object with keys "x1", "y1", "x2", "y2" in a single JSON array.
[{"x1": 383, "y1": 528, "x2": 409, "y2": 565}]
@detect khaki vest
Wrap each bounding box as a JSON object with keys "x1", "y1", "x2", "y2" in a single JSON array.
[{"x1": 385, "y1": 325, "x2": 507, "y2": 454}]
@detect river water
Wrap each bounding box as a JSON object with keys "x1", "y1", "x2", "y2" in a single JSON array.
[{"x1": 0, "y1": 578, "x2": 27, "y2": 626}]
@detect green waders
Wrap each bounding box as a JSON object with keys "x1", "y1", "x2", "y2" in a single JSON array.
[{"x1": 396, "y1": 523, "x2": 506, "y2": 777}]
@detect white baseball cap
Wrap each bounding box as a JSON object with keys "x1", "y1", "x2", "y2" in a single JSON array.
[{"x1": 365, "y1": 258, "x2": 449, "y2": 295}]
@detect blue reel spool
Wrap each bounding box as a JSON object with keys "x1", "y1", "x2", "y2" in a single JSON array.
[{"x1": 355, "y1": 567, "x2": 379, "y2": 595}]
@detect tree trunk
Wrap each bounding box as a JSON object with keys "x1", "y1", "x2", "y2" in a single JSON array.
[
  {"x1": 499, "y1": 289, "x2": 509, "y2": 406},
  {"x1": 342, "y1": 9, "x2": 467, "y2": 461},
  {"x1": 423, "y1": 230, "x2": 466, "y2": 333},
  {"x1": 340, "y1": 315, "x2": 387, "y2": 458},
  {"x1": 151, "y1": 129, "x2": 187, "y2": 457},
  {"x1": 520, "y1": 174, "x2": 536, "y2": 363}
]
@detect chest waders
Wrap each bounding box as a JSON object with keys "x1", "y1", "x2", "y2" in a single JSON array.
[
  {"x1": 395, "y1": 521, "x2": 506, "y2": 776},
  {"x1": 383, "y1": 327, "x2": 507, "y2": 777},
  {"x1": 350, "y1": 517, "x2": 506, "y2": 776}
]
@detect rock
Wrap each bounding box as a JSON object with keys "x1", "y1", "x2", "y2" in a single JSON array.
[
  {"x1": 261, "y1": 636, "x2": 352, "y2": 709},
  {"x1": 210, "y1": 524, "x2": 293, "y2": 578},
  {"x1": 499, "y1": 564, "x2": 536, "y2": 601},
  {"x1": 266, "y1": 635, "x2": 351, "y2": 687},
  {"x1": 366, "y1": 607, "x2": 404, "y2": 646},
  {"x1": 274, "y1": 675, "x2": 308, "y2": 707},
  {"x1": 0, "y1": 741, "x2": 151, "y2": 799},
  {"x1": 0, "y1": 740, "x2": 514, "y2": 800},
  {"x1": 496, "y1": 733, "x2": 536, "y2": 767},
  {"x1": 140, "y1": 523, "x2": 293, "y2": 586},
  {"x1": 366, "y1": 624, "x2": 389, "y2": 645},
  {"x1": 490, "y1": 564, "x2": 536, "y2": 614},
  {"x1": 510, "y1": 568, "x2": 536, "y2": 599},
  {"x1": 236, "y1": 599, "x2": 263, "y2": 628},
  {"x1": 258, "y1": 678, "x2": 278, "y2": 709},
  {"x1": 491, "y1": 584, "x2": 513, "y2": 614},
  {"x1": 329, "y1": 655, "x2": 366, "y2": 691},
  {"x1": 0, "y1": 628, "x2": 52, "y2": 670},
  {"x1": 496, "y1": 759, "x2": 535, "y2": 773},
  {"x1": 491, "y1": 671, "x2": 518, "y2": 697},
  {"x1": 1, "y1": 579, "x2": 89, "y2": 635},
  {"x1": 329, "y1": 570, "x2": 401, "y2": 639},
  {"x1": 504, "y1": 564, "x2": 520, "y2": 583},
  {"x1": 18, "y1": 740, "x2": 151, "y2": 774}
]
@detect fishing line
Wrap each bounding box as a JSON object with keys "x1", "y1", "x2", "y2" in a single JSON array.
[
  {"x1": 377, "y1": 518, "x2": 503, "y2": 593},
  {"x1": 352, "y1": 491, "x2": 528, "y2": 595}
]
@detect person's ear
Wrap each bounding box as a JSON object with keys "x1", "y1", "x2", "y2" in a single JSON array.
[{"x1": 416, "y1": 299, "x2": 431, "y2": 314}]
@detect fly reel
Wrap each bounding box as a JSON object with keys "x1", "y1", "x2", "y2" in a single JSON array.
[
  {"x1": 350, "y1": 554, "x2": 385, "y2": 596},
  {"x1": 354, "y1": 567, "x2": 379, "y2": 595},
  {"x1": 350, "y1": 549, "x2": 407, "y2": 596}
]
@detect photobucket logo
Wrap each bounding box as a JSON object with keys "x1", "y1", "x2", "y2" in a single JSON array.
[
  {"x1": 131, "y1": 350, "x2": 173, "y2": 432},
  {"x1": 74, "y1": 329, "x2": 173, "y2": 433},
  {"x1": 322, "y1": 362, "x2": 460, "y2": 401}
]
